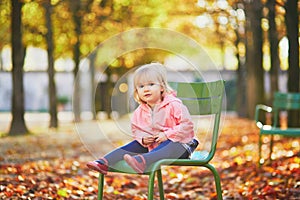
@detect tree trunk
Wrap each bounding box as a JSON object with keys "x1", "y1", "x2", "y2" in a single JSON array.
[
  {"x1": 267, "y1": 0, "x2": 279, "y2": 104},
  {"x1": 105, "y1": 68, "x2": 112, "y2": 119},
  {"x1": 236, "y1": 54, "x2": 248, "y2": 117},
  {"x1": 44, "y1": 0, "x2": 58, "y2": 128},
  {"x1": 9, "y1": 0, "x2": 28, "y2": 135},
  {"x1": 89, "y1": 52, "x2": 97, "y2": 120},
  {"x1": 235, "y1": 27, "x2": 247, "y2": 117},
  {"x1": 285, "y1": 0, "x2": 299, "y2": 93},
  {"x1": 244, "y1": 1, "x2": 265, "y2": 119},
  {"x1": 70, "y1": 0, "x2": 81, "y2": 122},
  {"x1": 285, "y1": 0, "x2": 299, "y2": 127}
]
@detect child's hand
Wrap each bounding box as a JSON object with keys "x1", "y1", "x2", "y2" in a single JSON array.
[
  {"x1": 155, "y1": 132, "x2": 167, "y2": 143},
  {"x1": 142, "y1": 136, "x2": 156, "y2": 145}
]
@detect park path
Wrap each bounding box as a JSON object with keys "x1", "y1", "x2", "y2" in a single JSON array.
[{"x1": 0, "y1": 113, "x2": 132, "y2": 164}]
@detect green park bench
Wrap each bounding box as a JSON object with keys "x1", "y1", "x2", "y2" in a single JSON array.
[
  {"x1": 97, "y1": 80, "x2": 225, "y2": 200},
  {"x1": 255, "y1": 92, "x2": 300, "y2": 166}
]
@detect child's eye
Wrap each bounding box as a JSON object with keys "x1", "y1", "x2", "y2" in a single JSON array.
[
  {"x1": 138, "y1": 85, "x2": 144, "y2": 89},
  {"x1": 149, "y1": 83, "x2": 155, "y2": 86}
]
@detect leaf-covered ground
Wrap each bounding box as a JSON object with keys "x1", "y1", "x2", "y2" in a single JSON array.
[{"x1": 0, "y1": 117, "x2": 299, "y2": 199}]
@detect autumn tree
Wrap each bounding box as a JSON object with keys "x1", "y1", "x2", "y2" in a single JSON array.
[
  {"x1": 244, "y1": 1, "x2": 264, "y2": 119},
  {"x1": 233, "y1": 2, "x2": 247, "y2": 117},
  {"x1": 69, "y1": 0, "x2": 82, "y2": 122},
  {"x1": 0, "y1": 0, "x2": 10, "y2": 51},
  {"x1": 9, "y1": 0, "x2": 28, "y2": 135},
  {"x1": 43, "y1": 0, "x2": 58, "y2": 128},
  {"x1": 69, "y1": 0, "x2": 100, "y2": 122},
  {"x1": 266, "y1": 0, "x2": 280, "y2": 104},
  {"x1": 2, "y1": 0, "x2": 298, "y2": 124},
  {"x1": 285, "y1": 0, "x2": 299, "y2": 126}
]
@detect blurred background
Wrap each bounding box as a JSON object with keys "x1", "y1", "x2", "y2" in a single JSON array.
[{"x1": 0, "y1": 0, "x2": 299, "y2": 135}]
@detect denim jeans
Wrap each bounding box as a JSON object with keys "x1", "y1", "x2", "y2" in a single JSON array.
[{"x1": 103, "y1": 139, "x2": 190, "y2": 167}]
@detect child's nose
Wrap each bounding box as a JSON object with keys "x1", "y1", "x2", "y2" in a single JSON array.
[{"x1": 144, "y1": 85, "x2": 151, "y2": 90}]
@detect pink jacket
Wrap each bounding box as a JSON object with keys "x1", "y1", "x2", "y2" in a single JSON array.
[{"x1": 131, "y1": 92, "x2": 194, "y2": 150}]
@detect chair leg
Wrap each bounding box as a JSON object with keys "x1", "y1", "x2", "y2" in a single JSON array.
[
  {"x1": 148, "y1": 171, "x2": 156, "y2": 200},
  {"x1": 156, "y1": 169, "x2": 164, "y2": 200},
  {"x1": 258, "y1": 134, "x2": 263, "y2": 167},
  {"x1": 269, "y1": 135, "x2": 274, "y2": 161},
  {"x1": 204, "y1": 164, "x2": 223, "y2": 200},
  {"x1": 98, "y1": 173, "x2": 104, "y2": 200}
]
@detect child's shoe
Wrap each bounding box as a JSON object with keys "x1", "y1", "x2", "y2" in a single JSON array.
[
  {"x1": 124, "y1": 154, "x2": 146, "y2": 174},
  {"x1": 86, "y1": 158, "x2": 108, "y2": 175}
]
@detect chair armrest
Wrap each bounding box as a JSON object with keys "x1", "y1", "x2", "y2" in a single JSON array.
[{"x1": 255, "y1": 104, "x2": 273, "y2": 128}]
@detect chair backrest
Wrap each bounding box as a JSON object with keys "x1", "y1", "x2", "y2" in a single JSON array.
[
  {"x1": 272, "y1": 92, "x2": 300, "y2": 127},
  {"x1": 273, "y1": 92, "x2": 300, "y2": 110},
  {"x1": 169, "y1": 80, "x2": 225, "y2": 161}
]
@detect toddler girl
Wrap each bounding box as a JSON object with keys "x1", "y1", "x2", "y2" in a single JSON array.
[{"x1": 87, "y1": 62, "x2": 198, "y2": 174}]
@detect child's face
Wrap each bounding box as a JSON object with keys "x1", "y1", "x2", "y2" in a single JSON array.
[{"x1": 136, "y1": 80, "x2": 163, "y2": 108}]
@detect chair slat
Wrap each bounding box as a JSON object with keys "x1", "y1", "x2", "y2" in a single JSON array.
[
  {"x1": 181, "y1": 98, "x2": 222, "y2": 115},
  {"x1": 169, "y1": 80, "x2": 224, "y2": 99},
  {"x1": 273, "y1": 92, "x2": 300, "y2": 110},
  {"x1": 169, "y1": 80, "x2": 224, "y2": 115}
]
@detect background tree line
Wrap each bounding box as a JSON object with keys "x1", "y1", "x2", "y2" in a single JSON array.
[{"x1": 0, "y1": 0, "x2": 298, "y2": 135}]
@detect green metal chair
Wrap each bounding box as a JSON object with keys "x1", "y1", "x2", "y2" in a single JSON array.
[
  {"x1": 255, "y1": 92, "x2": 300, "y2": 166},
  {"x1": 98, "y1": 80, "x2": 225, "y2": 200}
]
